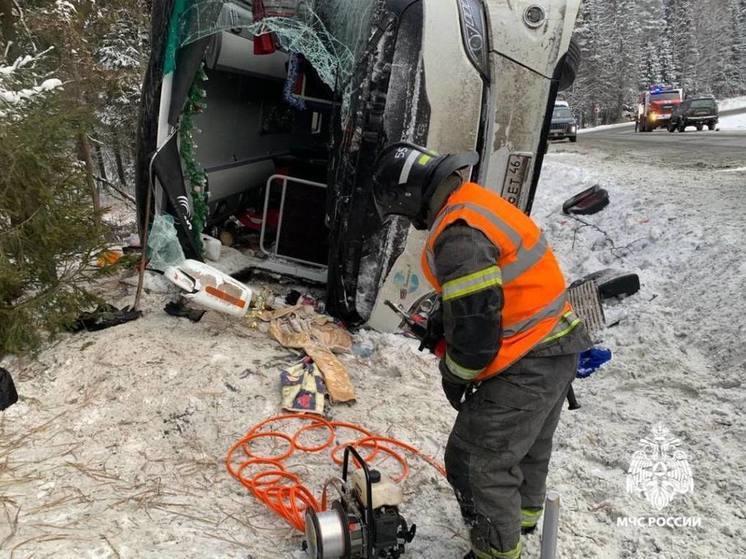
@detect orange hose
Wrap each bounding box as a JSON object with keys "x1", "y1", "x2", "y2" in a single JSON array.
[
  {"x1": 241, "y1": 432, "x2": 295, "y2": 461},
  {"x1": 292, "y1": 421, "x2": 336, "y2": 452},
  {"x1": 225, "y1": 414, "x2": 446, "y2": 532}
]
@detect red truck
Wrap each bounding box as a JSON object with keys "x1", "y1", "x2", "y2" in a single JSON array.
[{"x1": 635, "y1": 85, "x2": 684, "y2": 132}]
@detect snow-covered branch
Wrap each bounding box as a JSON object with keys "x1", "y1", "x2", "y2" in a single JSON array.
[{"x1": 0, "y1": 47, "x2": 60, "y2": 117}]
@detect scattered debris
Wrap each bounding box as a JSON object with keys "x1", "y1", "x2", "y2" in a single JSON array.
[
  {"x1": 71, "y1": 304, "x2": 142, "y2": 333},
  {"x1": 582, "y1": 268, "x2": 641, "y2": 300},
  {"x1": 201, "y1": 234, "x2": 222, "y2": 261},
  {"x1": 280, "y1": 360, "x2": 326, "y2": 415},
  {"x1": 577, "y1": 347, "x2": 613, "y2": 378},
  {"x1": 164, "y1": 259, "x2": 253, "y2": 317},
  {"x1": 0, "y1": 367, "x2": 18, "y2": 411},
  {"x1": 266, "y1": 305, "x2": 352, "y2": 353},
  {"x1": 567, "y1": 280, "x2": 605, "y2": 336},
  {"x1": 285, "y1": 289, "x2": 302, "y2": 306},
  {"x1": 245, "y1": 288, "x2": 271, "y2": 329},
  {"x1": 303, "y1": 345, "x2": 355, "y2": 403},
  {"x1": 96, "y1": 248, "x2": 124, "y2": 268},
  {"x1": 121, "y1": 270, "x2": 178, "y2": 294},
  {"x1": 604, "y1": 307, "x2": 628, "y2": 328},
  {"x1": 351, "y1": 338, "x2": 375, "y2": 359},
  {"x1": 237, "y1": 207, "x2": 279, "y2": 233},
  {"x1": 124, "y1": 232, "x2": 141, "y2": 249},
  {"x1": 265, "y1": 305, "x2": 355, "y2": 402},
  {"x1": 562, "y1": 185, "x2": 610, "y2": 215},
  {"x1": 147, "y1": 214, "x2": 186, "y2": 271},
  {"x1": 164, "y1": 300, "x2": 206, "y2": 322}
]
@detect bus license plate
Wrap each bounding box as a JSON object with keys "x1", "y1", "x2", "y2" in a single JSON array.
[{"x1": 502, "y1": 153, "x2": 532, "y2": 209}]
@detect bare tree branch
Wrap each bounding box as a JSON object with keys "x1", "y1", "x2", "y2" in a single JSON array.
[
  {"x1": 94, "y1": 176, "x2": 136, "y2": 205},
  {"x1": 10, "y1": 0, "x2": 35, "y2": 52}
]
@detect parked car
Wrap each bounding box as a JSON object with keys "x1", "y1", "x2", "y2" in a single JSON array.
[
  {"x1": 668, "y1": 96, "x2": 719, "y2": 132},
  {"x1": 136, "y1": 0, "x2": 582, "y2": 330},
  {"x1": 549, "y1": 103, "x2": 577, "y2": 142}
]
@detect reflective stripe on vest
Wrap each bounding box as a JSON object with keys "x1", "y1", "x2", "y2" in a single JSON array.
[
  {"x1": 502, "y1": 291, "x2": 567, "y2": 337},
  {"x1": 442, "y1": 265, "x2": 503, "y2": 301},
  {"x1": 541, "y1": 310, "x2": 582, "y2": 344},
  {"x1": 428, "y1": 202, "x2": 550, "y2": 284},
  {"x1": 421, "y1": 182, "x2": 572, "y2": 380}
]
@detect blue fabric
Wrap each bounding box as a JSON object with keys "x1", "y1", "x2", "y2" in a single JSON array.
[
  {"x1": 577, "y1": 347, "x2": 612, "y2": 378},
  {"x1": 283, "y1": 54, "x2": 307, "y2": 110}
]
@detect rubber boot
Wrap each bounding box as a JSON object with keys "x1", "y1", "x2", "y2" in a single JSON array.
[
  {"x1": 464, "y1": 541, "x2": 522, "y2": 559},
  {"x1": 521, "y1": 506, "x2": 543, "y2": 535}
]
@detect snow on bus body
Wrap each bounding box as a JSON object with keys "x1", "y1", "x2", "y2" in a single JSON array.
[{"x1": 366, "y1": 0, "x2": 582, "y2": 331}]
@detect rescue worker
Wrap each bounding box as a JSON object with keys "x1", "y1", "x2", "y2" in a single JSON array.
[{"x1": 372, "y1": 143, "x2": 591, "y2": 559}]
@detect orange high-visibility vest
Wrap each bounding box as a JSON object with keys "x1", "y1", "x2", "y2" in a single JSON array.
[{"x1": 421, "y1": 182, "x2": 573, "y2": 381}]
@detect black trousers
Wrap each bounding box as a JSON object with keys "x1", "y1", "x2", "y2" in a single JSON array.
[{"x1": 444, "y1": 352, "x2": 579, "y2": 554}]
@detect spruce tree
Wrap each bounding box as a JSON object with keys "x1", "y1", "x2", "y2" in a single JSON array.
[{"x1": 0, "y1": 93, "x2": 108, "y2": 356}]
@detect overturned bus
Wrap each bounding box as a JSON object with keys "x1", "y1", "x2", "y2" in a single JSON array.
[{"x1": 135, "y1": 0, "x2": 581, "y2": 331}]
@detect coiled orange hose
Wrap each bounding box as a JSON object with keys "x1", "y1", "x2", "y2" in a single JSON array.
[{"x1": 225, "y1": 413, "x2": 446, "y2": 532}]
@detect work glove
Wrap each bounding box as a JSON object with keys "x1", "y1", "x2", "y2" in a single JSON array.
[
  {"x1": 440, "y1": 360, "x2": 467, "y2": 411},
  {"x1": 441, "y1": 378, "x2": 466, "y2": 411}
]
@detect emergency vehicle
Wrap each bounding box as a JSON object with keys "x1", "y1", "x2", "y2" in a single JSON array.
[{"x1": 636, "y1": 85, "x2": 684, "y2": 132}]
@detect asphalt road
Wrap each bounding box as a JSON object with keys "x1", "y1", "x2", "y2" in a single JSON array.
[{"x1": 556, "y1": 108, "x2": 746, "y2": 170}]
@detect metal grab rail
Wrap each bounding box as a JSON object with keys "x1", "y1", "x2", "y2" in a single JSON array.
[{"x1": 259, "y1": 174, "x2": 328, "y2": 269}]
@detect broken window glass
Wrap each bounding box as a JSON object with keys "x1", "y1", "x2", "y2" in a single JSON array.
[{"x1": 176, "y1": 0, "x2": 379, "y2": 90}]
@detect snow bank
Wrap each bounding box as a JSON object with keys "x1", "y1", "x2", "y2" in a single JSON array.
[
  {"x1": 718, "y1": 111, "x2": 746, "y2": 130},
  {"x1": 579, "y1": 121, "x2": 634, "y2": 134},
  {"x1": 717, "y1": 95, "x2": 746, "y2": 112}
]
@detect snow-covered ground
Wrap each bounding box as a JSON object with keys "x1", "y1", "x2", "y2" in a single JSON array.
[
  {"x1": 717, "y1": 94, "x2": 746, "y2": 112},
  {"x1": 718, "y1": 111, "x2": 746, "y2": 130},
  {"x1": 2, "y1": 149, "x2": 745, "y2": 558},
  {"x1": 578, "y1": 121, "x2": 633, "y2": 134}
]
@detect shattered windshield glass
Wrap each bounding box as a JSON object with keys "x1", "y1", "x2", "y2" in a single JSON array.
[{"x1": 177, "y1": 0, "x2": 378, "y2": 89}]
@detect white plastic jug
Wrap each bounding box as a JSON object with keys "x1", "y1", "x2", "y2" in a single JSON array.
[
  {"x1": 164, "y1": 260, "x2": 252, "y2": 317},
  {"x1": 201, "y1": 234, "x2": 222, "y2": 262}
]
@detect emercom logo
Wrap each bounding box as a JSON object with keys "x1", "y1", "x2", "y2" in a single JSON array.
[{"x1": 617, "y1": 423, "x2": 700, "y2": 529}]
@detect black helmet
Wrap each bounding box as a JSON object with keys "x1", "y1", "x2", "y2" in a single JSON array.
[{"x1": 372, "y1": 142, "x2": 479, "y2": 229}]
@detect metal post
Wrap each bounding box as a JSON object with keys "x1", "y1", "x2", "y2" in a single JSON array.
[
  {"x1": 259, "y1": 176, "x2": 274, "y2": 257},
  {"x1": 274, "y1": 177, "x2": 289, "y2": 254},
  {"x1": 540, "y1": 491, "x2": 561, "y2": 559}
]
